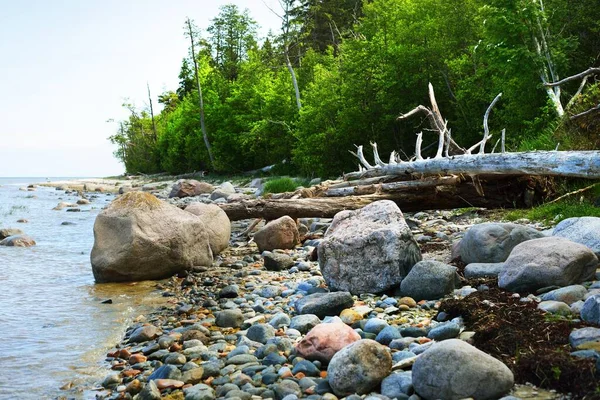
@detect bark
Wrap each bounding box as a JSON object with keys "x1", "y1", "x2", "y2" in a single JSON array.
[
  {"x1": 325, "y1": 175, "x2": 461, "y2": 197},
  {"x1": 344, "y1": 151, "x2": 600, "y2": 181},
  {"x1": 218, "y1": 176, "x2": 549, "y2": 220}
]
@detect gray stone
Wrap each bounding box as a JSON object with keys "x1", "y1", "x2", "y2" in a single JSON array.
[
  {"x1": 400, "y1": 260, "x2": 461, "y2": 301},
  {"x1": 364, "y1": 318, "x2": 389, "y2": 334},
  {"x1": 427, "y1": 322, "x2": 460, "y2": 341},
  {"x1": 498, "y1": 237, "x2": 598, "y2": 293},
  {"x1": 219, "y1": 285, "x2": 240, "y2": 298},
  {"x1": 569, "y1": 327, "x2": 600, "y2": 350},
  {"x1": 247, "y1": 323, "x2": 275, "y2": 344},
  {"x1": 412, "y1": 339, "x2": 513, "y2": 400},
  {"x1": 273, "y1": 380, "x2": 302, "y2": 400},
  {"x1": 216, "y1": 309, "x2": 244, "y2": 328},
  {"x1": 581, "y1": 294, "x2": 600, "y2": 325},
  {"x1": 289, "y1": 314, "x2": 321, "y2": 334},
  {"x1": 295, "y1": 292, "x2": 354, "y2": 319},
  {"x1": 327, "y1": 339, "x2": 392, "y2": 396},
  {"x1": 553, "y1": 216, "x2": 600, "y2": 257},
  {"x1": 292, "y1": 360, "x2": 321, "y2": 377},
  {"x1": 263, "y1": 252, "x2": 295, "y2": 271},
  {"x1": 91, "y1": 192, "x2": 213, "y2": 282},
  {"x1": 226, "y1": 354, "x2": 259, "y2": 365},
  {"x1": 537, "y1": 300, "x2": 572, "y2": 316},
  {"x1": 319, "y1": 201, "x2": 421, "y2": 295},
  {"x1": 381, "y1": 372, "x2": 414, "y2": 399},
  {"x1": 376, "y1": 326, "x2": 402, "y2": 345},
  {"x1": 184, "y1": 384, "x2": 216, "y2": 400},
  {"x1": 460, "y1": 223, "x2": 545, "y2": 264},
  {"x1": 139, "y1": 380, "x2": 161, "y2": 400},
  {"x1": 259, "y1": 285, "x2": 283, "y2": 298},
  {"x1": 269, "y1": 312, "x2": 291, "y2": 328},
  {"x1": 464, "y1": 263, "x2": 505, "y2": 279},
  {"x1": 540, "y1": 285, "x2": 587, "y2": 305}
]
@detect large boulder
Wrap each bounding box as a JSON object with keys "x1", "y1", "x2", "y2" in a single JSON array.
[
  {"x1": 553, "y1": 217, "x2": 600, "y2": 257},
  {"x1": 412, "y1": 339, "x2": 514, "y2": 400},
  {"x1": 327, "y1": 339, "x2": 392, "y2": 396},
  {"x1": 498, "y1": 237, "x2": 598, "y2": 293},
  {"x1": 253, "y1": 216, "x2": 299, "y2": 252},
  {"x1": 91, "y1": 192, "x2": 213, "y2": 283},
  {"x1": 184, "y1": 203, "x2": 230, "y2": 255},
  {"x1": 400, "y1": 260, "x2": 461, "y2": 301},
  {"x1": 169, "y1": 180, "x2": 214, "y2": 198},
  {"x1": 0, "y1": 234, "x2": 36, "y2": 247},
  {"x1": 295, "y1": 322, "x2": 361, "y2": 364},
  {"x1": 0, "y1": 228, "x2": 24, "y2": 240},
  {"x1": 460, "y1": 223, "x2": 545, "y2": 264},
  {"x1": 319, "y1": 200, "x2": 421, "y2": 294}
]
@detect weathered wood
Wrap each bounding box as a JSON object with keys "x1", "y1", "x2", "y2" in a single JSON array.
[
  {"x1": 325, "y1": 175, "x2": 461, "y2": 197},
  {"x1": 326, "y1": 175, "x2": 411, "y2": 190},
  {"x1": 344, "y1": 151, "x2": 600, "y2": 181},
  {"x1": 219, "y1": 176, "x2": 549, "y2": 220}
]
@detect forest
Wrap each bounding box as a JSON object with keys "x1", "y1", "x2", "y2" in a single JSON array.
[{"x1": 109, "y1": 0, "x2": 600, "y2": 178}]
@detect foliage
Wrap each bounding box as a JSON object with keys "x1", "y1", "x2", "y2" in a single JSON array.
[
  {"x1": 263, "y1": 177, "x2": 308, "y2": 194},
  {"x1": 109, "y1": 0, "x2": 600, "y2": 178}
]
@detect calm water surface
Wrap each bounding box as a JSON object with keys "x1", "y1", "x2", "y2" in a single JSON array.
[{"x1": 0, "y1": 178, "x2": 163, "y2": 399}]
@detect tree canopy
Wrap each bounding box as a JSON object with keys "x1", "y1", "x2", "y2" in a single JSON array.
[{"x1": 110, "y1": 0, "x2": 600, "y2": 178}]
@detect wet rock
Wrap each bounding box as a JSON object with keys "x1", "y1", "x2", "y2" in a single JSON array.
[
  {"x1": 400, "y1": 260, "x2": 461, "y2": 301},
  {"x1": 327, "y1": 339, "x2": 392, "y2": 396},
  {"x1": 184, "y1": 203, "x2": 231, "y2": 255},
  {"x1": 148, "y1": 364, "x2": 182, "y2": 381},
  {"x1": 129, "y1": 325, "x2": 162, "y2": 343},
  {"x1": 169, "y1": 180, "x2": 214, "y2": 198},
  {"x1": 499, "y1": 237, "x2": 598, "y2": 293},
  {"x1": 295, "y1": 292, "x2": 354, "y2": 319},
  {"x1": 91, "y1": 192, "x2": 213, "y2": 282},
  {"x1": 295, "y1": 321, "x2": 361, "y2": 363},
  {"x1": 412, "y1": 339, "x2": 513, "y2": 400},
  {"x1": 254, "y1": 216, "x2": 300, "y2": 252},
  {"x1": 263, "y1": 251, "x2": 295, "y2": 271},
  {"x1": 553, "y1": 216, "x2": 600, "y2": 257},
  {"x1": 460, "y1": 223, "x2": 545, "y2": 264},
  {"x1": 319, "y1": 200, "x2": 421, "y2": 295},
  {"x1": 0, "y1": 234, "x2": 36, "y2": 247}
]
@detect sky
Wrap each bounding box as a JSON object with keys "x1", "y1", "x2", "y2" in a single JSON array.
[{"x1": 0, "y1": 0, "x2": 282, "y2": 177}]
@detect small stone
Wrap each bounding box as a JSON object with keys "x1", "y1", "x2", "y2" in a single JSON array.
[
  {"x1": 570, "y1": 327, "x2": 600, "y2": 350},
  {"x1": 537, "y1": 300, "x2": 572, "y2": 316},
  {"x1": 295, "y1": 292, "x2": 354, "y2": 319},
  {"x1": 381, "y1": 371, "x2": 414, "y2": 399},
  {"x1": 340, "y1": 309, "x2": 363, "y2": 325},
  {"x1": 129, "y1": 325, "x2": 162, "y2": 343},
  {"x1": 427, "y1": 322, "x2": 461, "y2": 341},
  {"x1": 364, "y1": 318, "x2": 388, "y2": 334},
  {"x1": 269, "y1": 312, "x2": 291, "y2": 328},
  {"x1": 398, "y1": 297, "x2": 417, "y2": 308},
  {"x1": 247, "y1": 324, "x2": 276, "y2": 344},
  {"x1": 216, "y1": 309, "x2": 244, "y2": 328},
  {"x1": 295, "y1": 322, "x2": 360, "y2": 364},
  {"x1": 138, "y1": 380, "x2": 161, "y2": 400},
  {"x1": 375, "y1": 326, "x2": 402, "y2": 345},
  {"x1": 219, "y1": 285, "x2": 240, "y2": 298},
  {"x1": 263, "y1": 252, "x2": 295, "y2": 271},
  {"x1": 183, "y1": 383, "x2": 216, "y2": 400}
]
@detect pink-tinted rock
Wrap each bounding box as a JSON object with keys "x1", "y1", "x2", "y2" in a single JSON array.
[
  {"x1": 253, "y1": 216, "x2": 299, "y2": 252},
  {"x1": 169, "y1": 180, "x2": 214, "y2": 198},
  {"x1": 154, "y1": 379, "x2": 184, "y2": 389},
  {"x1": 295, "y1": 322, "x2": 361, "y2": 364}
]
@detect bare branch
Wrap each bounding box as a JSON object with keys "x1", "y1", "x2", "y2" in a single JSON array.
[
  {"x1": 349, "y1": 145, "x2": 374, "y2": 170},
  {"x1": 371, "y1": 142, "x2": 387, "y2": 167},
  {"x1": 415, "y1": 132, "x2": 423, "y2": 161},
  {"x1": 566, "y1": 75, "x2": 589, "y2": 109},
  {"x1": 545, "y1": 67, "x2": 600, "y2": 87},
  {"x1": 570, "y1": 103, "x2": 600, "y2": 121},
  {"x1": 480, "y1": 93, "x2": 502, "y2": 154}
]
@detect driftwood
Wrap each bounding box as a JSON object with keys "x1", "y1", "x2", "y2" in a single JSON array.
[{"x1": 219, "y1": 176, "x2": 550, "y2": 221}]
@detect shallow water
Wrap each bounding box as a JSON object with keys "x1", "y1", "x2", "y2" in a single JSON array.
[{"x1": 0, "y1": 178, "x2": 163, "y2": 399}]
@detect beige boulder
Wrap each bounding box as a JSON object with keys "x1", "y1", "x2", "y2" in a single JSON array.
[
  {"x1": 91, "y1": 192, "x2": 213, "y2": 283},
  {"x1": 295, "y1": 322, "x2": 361, "y2": 364},
  {"x1": 184, "y1": 203, "x2": 231, "y2": 255},
  {"x1": 253, "y1": 216, "x2": 299, "y2": 252}
]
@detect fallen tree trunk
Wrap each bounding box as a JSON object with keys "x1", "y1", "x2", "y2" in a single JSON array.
[
  {"x1": 344, "y1": 151, "x2": 600, "y2": 181},
  {"x1": 325, "y1": 175, "x2": 461, "y2": 197},
  {"x1": 219, "y1": 176, "x2": 550, "y2": 220}
]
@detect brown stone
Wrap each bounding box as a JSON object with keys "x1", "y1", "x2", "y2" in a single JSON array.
[
  {"x1": 181, "y1": 329, "x2": 210, "y2": 344},
  {"x1": 399, "y1": 297, "x2": 417, "y2": 308},
  {"x1": 182, "y1": 367, "x2": 205, "y2": 384},
  {"x1": 125, "y1": 379, "x2": 142, "y2": 394},
  {"x1": 129, "y1": 354, "x2": 147, "y2": 364},
  {"x1": 253, "y1": 216, "x2": 299, "y2": 252},
  {"x1": 169, "y1": 180, "x2": 214, "y2": 198},
  {"x1": 155, "y1": 379, "x2": 184, "y2": 389},
  {"x1": 0, "y1": 235, "x2": 36, "y2": 247},
  {"x1": 295, "y1": 322, "x2": 361, "y2": 364},
  {"x1": 340, "y1": 309, "x2": 363, "y2": 325}
]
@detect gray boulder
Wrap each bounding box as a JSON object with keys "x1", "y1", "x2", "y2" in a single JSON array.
[
  {"x1": 254, "y1": 216, "x2": 299, "y2": 252},
  {"x1": 464, "y1": 262, "x2": 505, "y2": 279},
  {"x1": 319, "y1": 200, "x2": 421, "y2": 294},
  {"x1": 169, "y1": 179, "x2": 214, "y2": 198},
  {"x1": 91, "y1": 192, "x2": 213, "y2": 282},
  {"x1": 553, "y1": 216, "x2": 600, "y2": 257},
  {"x1": 400, "y1": 260, "x2": 461, "y2": 301},
  {"x1": 294, "y1": 292, "x2": 354, "y2": 319},
  {"x1": 412, "y1": 339, "x2": 514, "y2": 400},
  {"x1": 209, "y1": 182, "x2": 236, "y2": 201},
  {"x1": 327, "y1": 339, "x2": 392, "y2": 396},
  {"x1": 498, "y1": 237, "x2": 598, "y2": 293},
  {"x1": 540, "y1": 285, "x2": 587, "y2": 305},
  {"x1": 184, "y1": 203, "x2": 231, "y2": 255},
  {"x1": 460, "y1": 223, "x2": 545, "y2": 264}
]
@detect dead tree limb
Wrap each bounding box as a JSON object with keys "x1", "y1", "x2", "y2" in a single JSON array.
[
  {"x1": 544, "y1": 67, "x2": 600, "y2": 87},
  {"x1": 325, "y1": 175, "x2": 461, "y2": 197},
  {"x1": 570, "y1": 104, "x2": 600, "y2": 121}
]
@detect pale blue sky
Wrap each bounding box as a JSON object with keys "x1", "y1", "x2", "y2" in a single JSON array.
[{"x1": 0, "y1": 0, "x2": 281, "y2": 177}]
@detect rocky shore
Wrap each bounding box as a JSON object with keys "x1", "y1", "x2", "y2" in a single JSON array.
[{"x1": 51, "y1": 177, "x2": 600, "y2": 400}]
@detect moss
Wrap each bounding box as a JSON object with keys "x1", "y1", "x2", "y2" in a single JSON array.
[{"x1": 111, "y1": 191, "x2": 163, "y2": 211}]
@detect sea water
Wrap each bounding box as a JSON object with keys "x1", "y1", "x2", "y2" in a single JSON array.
[{"x1": 0, "y1": 178, "x2": 162, "y2": 399}]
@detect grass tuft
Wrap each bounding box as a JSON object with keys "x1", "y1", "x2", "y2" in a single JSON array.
[{"x1": 263, "y1": 177, "x2": 310, "y2": 195}]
